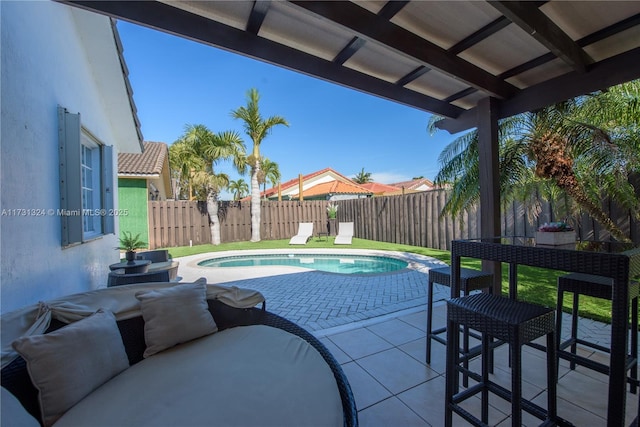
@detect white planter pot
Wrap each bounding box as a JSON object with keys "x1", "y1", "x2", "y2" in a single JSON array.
[{"x1": 535, "y1": 231, "x2": 576, "y2": 246}]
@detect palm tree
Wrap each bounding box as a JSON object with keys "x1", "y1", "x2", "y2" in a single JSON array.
[
  {"x1": 259, "y1": 157, "x2": 281, "y2": 199},
  {"x1": 177, "y1": 124, "x2": 245, "y2": 245},
  {"x1": 231, "y1": 88, "x2": 289, "y2": 242},
  {"x1": 168, "y1": 140, "x2": 204, "y2": 200},
  {"x1": 228, "y1": 178, "x2": 249, "y2": 201},
  {"x1": 353, "y1": 167, "x2": 373, "y2": 184},
  {"x1": 428, "y1": 80, "x2": 640, "y2": 242}
]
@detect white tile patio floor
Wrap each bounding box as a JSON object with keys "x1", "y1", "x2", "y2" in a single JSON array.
[
  {"x1": 177, "y1": 251, "x2": 639, "y2": 426},
  {"x1": 317, "y1": 303, "x2": 639, "y2": 426}
]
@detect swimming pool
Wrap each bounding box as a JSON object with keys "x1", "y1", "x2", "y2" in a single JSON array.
[{"x1": 197, "y1": 254, "x2": 408, "y2": 274}]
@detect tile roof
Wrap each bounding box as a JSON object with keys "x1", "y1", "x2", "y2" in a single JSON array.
[
  {"x1": 118, "y1": 141, "x2": 168, "y2": 175},
  {"x1": 111, "y1": 19, "x2": 143, "y2": 150},
  {"x1": 360, "y1": 182, "x2": 402, "y2": 194},
  {"x1": 263, "y1": 167, "x2": 355, "y2": 198},
  {"x1": 291, "y1": 180, "x2": 371, "y2": 198},
  {"x1": 390, "y1": 178, "x2": 434, "y2": 191}
]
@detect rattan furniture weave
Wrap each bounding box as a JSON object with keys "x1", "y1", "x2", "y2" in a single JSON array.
[
  {"x1": 445, "y1": 293, "x2": 558, "y2": 427},
  {"x1": 557, "y1": 272, "x2": 638, "y2": 393},
  {"x1": 1, "y1": 299, "x2": 358, "y2": 427},
  {"x1": 136, "y1": 250, "x2": 180, "y2": 280},
  {"x1": 107, "y1": 268, "x2": 170, "y2": 287},
  {"x1": 427, "y1": 266, "x2": 495, "y2": 386},
  {"x1": 451, "y1": 239, "x2": 640, "y2": 427}
]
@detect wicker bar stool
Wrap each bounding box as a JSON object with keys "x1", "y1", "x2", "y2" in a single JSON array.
[
  {"x1": 427, "y1": 266, "x2": 495, "y2": 386},
  {"x1": 556, "y1": 272, "x2": 638, "y2": 393},
  {"x1": 426, "y1": 266, "x2": 494, "y2": 364},
  {"x1": 445, "y1": 293, "x2": 558, "y2": 427}
]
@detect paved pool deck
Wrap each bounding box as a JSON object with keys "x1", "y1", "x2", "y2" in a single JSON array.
[{"x1": 176, "y1": 249, "x2": 450, "y2": 332}]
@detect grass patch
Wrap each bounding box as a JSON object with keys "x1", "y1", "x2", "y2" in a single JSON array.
[{"x1": 165, "y1": 237, "x2": 614, "y2": 324}]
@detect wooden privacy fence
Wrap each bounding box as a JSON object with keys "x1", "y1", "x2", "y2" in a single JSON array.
[
  {"x1": 148, "y1": 200, "x2": 329, "y2": 249},
  {"x1": 148, "y1": 190, "x2": 638, "y2": 250}
]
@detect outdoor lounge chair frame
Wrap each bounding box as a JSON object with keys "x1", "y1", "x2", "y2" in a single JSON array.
[
  {"x1": 334, "y1": 222, "x2": 354, "y2": 245},
  {"x1": 1, "y1": 299, "x2": 358, "y2": 427},
  {"x1": 289, "y1": 222, "x2": 314, "y2": 245}
]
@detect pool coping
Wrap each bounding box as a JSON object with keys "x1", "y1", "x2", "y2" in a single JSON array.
[
  {"x1": 178, "y1": 248, "x2": 446, "y2": 284},
  {"x1": 196, "y1": 251, "x2": 413, "y2": 275}
]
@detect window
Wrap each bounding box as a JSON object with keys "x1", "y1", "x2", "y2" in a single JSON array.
[
  {"x1": 81, "y1": 134, "x2": 102, "y2": 238},
  {"x1": 59, "y1": 106, "x2": 114, "y2": 247}
]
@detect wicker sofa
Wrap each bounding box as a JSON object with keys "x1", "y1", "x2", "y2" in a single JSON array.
[{"x1": 1, "y1": 282, "x2": 358, "y2": 427}]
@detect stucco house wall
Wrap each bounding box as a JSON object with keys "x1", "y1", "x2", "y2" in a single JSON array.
[{"x1": 1, "y1": 2, "x2": 141, "y2": 313}]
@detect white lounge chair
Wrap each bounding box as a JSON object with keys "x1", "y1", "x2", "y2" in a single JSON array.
[
  {"x1": 334, "y1": 222, "x2": 354, "y2": 245},
  {"x1": 289, "y1": 222, "x2": 314, "y2": 245}
]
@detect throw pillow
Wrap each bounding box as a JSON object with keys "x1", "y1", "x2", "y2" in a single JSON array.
[
  {"x1": 135, "y1": 282, "x2": 217, "y2": 358},
  {"x1": 12, "y1": 309, "x2": 129, "y2": 427}
]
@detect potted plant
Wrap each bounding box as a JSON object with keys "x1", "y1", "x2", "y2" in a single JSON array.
[
  {"x1": 327, "y1": 203, "x2": 338, "y2": 236},
  {"x1": 118, "y1": 232, "x2": 147, "y2": 263}
]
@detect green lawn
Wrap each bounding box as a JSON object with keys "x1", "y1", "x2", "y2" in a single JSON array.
[{"x1": 166, "y1": 237, "x2": 614, "y2": 324}]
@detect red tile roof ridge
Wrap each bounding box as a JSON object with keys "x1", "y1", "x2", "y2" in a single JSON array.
[
  {"x1": 390, "y1": 178, "x2": 434, "y2": 190},
  {"x1": 263, "y1": 167, "x2": 355, "y2": 198}
]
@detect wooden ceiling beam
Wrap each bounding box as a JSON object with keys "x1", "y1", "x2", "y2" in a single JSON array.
[
  {"x1": 333, "y1": 37, "x2": 366, "y2": 65},
  {"x1": 500, "y1": 13, "x2": 640, "y2": 80},
  {"x1": 246, "y1": 0, "x2": 271, "y2": 35},
  {"x1": 378, "y1": 1, "x2": 409, "y2": 20},
  {"x1": 61, "y1": 0, "x2": 463, "y2": 118},
  {"x1": 437, "y1": 47, "x2": 640, "y2": 133},
  {"x1": 290, "y1": 1, "x2": 517, "y2": 99},
  {"x1": 396, "y1": 65, "x2": 430, "y2": 87},
  {"x1": 444, "y1": 87, "x2": 478, "y2": 103},
  {"x1": 447, "y1": 16, "x2": 511, "y2": 55},
  {"x1": 489, "y1": 1, "x2": 593, "y2": 73}
]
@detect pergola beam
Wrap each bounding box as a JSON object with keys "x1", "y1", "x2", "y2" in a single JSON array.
[
  {"x1": 447, "y1": 16, "x2": 511, "y2": 55},
  {"x1": 246, "y1": 0, "x2": 271, "y2": 35},
  {"x1": 377, "y1": 1, "x2": 409, "y2": 20},
  {"x1": 477, "y1": 97, "x2": 502, "y2": 293},
  {"x1": 489, "y1": 1, "x2": 593, "y2": 73},
  {"x1": 290, "y1": 1, "x2": 518, "y2": 100},
  {"x1": 62, "y1": 0, "x2": 463, "y2": 118},
  {"x1": 436, "y1": 46, "x2": 640, "y2": 133},
  {"x1": 396, "y1": 65, "x2": 430, "y2": 87},
  {"x1": 333, "y1": 37, "x2": 366, "y2": 65}
]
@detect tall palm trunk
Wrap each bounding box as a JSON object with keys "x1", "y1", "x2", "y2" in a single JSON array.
[
  {"x1": 250, "y1": 160, "x2": 261, "y2": 242},
  {"x1": 207, "y1": 190, "x2": 221, "y2": 245},
  {"x1": 531, "y1": 134, "x2": 630, "y2": 242}
]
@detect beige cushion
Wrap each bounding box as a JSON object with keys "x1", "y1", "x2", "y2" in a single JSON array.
[
  {"x1": 135, "y1": 283, "x2": 217, "y2": 357},
  {"x1": 55, "y1": 325, "x2": 343, "y2": 427},
  {"x1": 1, "y1": 387, "x2": 40, "y2": 427},
  {"x1": 11, "y1": 310, "x2": 129, "y2": 427}
]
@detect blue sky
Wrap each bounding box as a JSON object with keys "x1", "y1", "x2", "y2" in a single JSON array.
[{"x1": 117, "y1": 21, "x2": 462, "y2": 198}]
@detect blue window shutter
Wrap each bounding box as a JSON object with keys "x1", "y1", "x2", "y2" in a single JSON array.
[
  {"x1": 58, "y1": 106, "x2": 83, "y2": 246},
  {"x1": 102, "y1": 144, "x2": 115, "y2": 234}
]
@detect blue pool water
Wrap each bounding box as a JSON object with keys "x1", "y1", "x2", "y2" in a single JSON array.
[{"x1": 197, "y1": 254, "x2": 408, "y2": 274}]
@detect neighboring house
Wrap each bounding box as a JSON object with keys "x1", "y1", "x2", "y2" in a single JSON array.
[
  {"x1": 360, "y1": 182, "x2": 406, "y2": 197},
  {"x1": 262, "y1": 168, "x2": 372, "y2": 201},
  {"x1": 0, "y1": 2, "x2": 143, "y2": 313},
  {"x1": 390, "y1": 178, "x2": 434, "y2": 193},
  {"x1": 117, "y1": 141, "x2": 172, "y2": 247}
]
